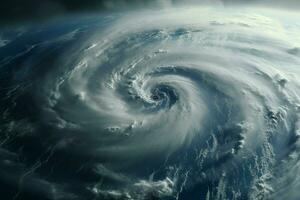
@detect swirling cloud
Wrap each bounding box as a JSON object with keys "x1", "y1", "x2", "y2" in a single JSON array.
[{"x1": 0, "y1": 6, "x2": 300, "y2": 200}]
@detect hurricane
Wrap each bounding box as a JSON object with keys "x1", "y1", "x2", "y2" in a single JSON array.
[{"x1": 0, "y1": 6, "x2": 300, "y2": 200}]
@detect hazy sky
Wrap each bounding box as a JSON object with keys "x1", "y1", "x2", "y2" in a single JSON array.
[{"x1": 1, "y1": 0, "x2": 299, "y2": 25}]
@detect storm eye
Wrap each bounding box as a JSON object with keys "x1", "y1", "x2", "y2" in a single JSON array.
[{"x1": 151, "y1": 94, "x2": 160, "y2": 100}]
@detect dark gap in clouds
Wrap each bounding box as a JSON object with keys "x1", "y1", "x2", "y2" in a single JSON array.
[{"x1": 0, "y1": 0, "x2": 158, "y2": 25}]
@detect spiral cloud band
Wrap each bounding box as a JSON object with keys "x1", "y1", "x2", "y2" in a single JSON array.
[{"x1": 0, "y1": 6, "x2": 300, "y2": 200}]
